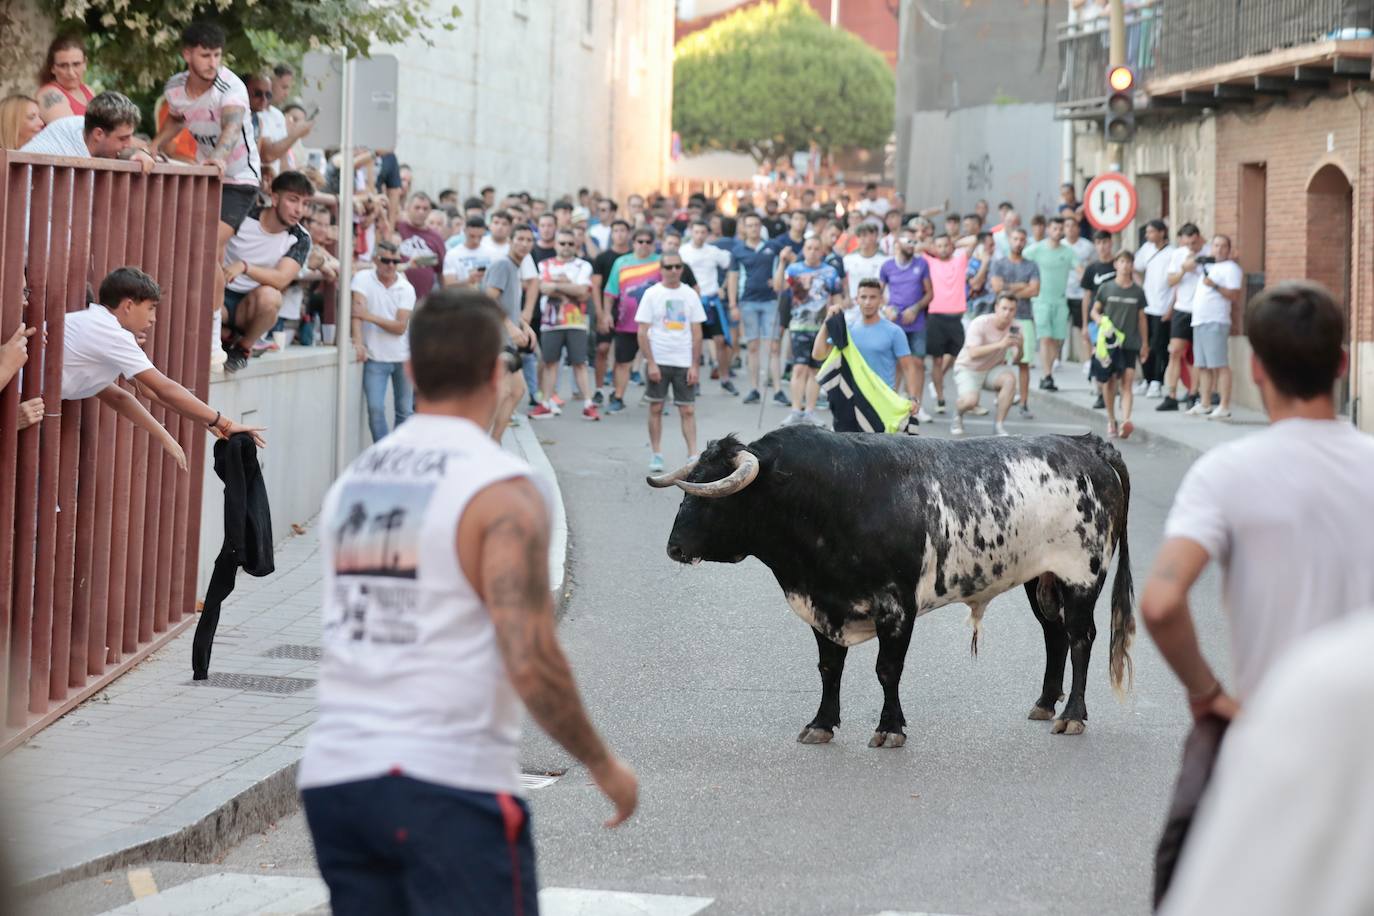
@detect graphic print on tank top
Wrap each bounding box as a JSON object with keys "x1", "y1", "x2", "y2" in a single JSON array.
[{"x1": 329, "y1": 480, "x2": 434, "y2": 644}]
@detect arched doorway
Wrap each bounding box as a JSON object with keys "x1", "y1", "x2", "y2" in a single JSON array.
[{"x1": 1305, "y1": 164, "x2": 1353, "y2": 411}]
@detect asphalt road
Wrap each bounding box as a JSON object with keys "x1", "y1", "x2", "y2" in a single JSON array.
[{"x1": 22, "y1": 376, "x2": 1231, "y2": 916}]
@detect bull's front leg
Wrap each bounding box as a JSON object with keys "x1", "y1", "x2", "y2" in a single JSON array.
[
  {"x1": 798, "y1": 627, "x2": 847, "y2": 744},
  {"x1": 870, "y1": 607, "x2": 916, "y2": 748}
]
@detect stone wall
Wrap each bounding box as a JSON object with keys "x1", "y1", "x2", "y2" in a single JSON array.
[{"x1": 376, "y1": 0, "x2": 674, "y2": 202}]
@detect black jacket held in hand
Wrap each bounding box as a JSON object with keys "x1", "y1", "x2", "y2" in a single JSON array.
[{"x1": 193, "y1": 433, "x2": 275, "y2": 679}]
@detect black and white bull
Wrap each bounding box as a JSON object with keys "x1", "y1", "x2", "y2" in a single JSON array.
[{"x1": 648, "y1": 426, "x2": 1135, "y2": 747}]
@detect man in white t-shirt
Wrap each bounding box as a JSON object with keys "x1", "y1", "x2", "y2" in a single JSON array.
[
  {"x1": 61, "y1": 267, "x2": 264, "y2": 466},
  {"x1": 637, "y1": 252, "x2": 706, "y2": 472},
  {"x1": 529, "y1": 230, "x2": 596, "y2": 422},
  {"x1": 220, "y1": 170, "x2": 313, "y2": 372},
  {"x1": 351, "y1": 241, "x2": 417, "y2": 442},
  {"x1": 442, "y1": 217, "x2": 493, "y2": 289},
  {"x1": 1185, "y1": 235, "x2": 1243, "y2": 419},
  {"x1": 1134, "y1": 219, "x2": 1176, "y2": 398},
  {"x1": 301, "y1": 289, "x2": 636, "y2": 914},
  {"x1": 21, "y1": 91, "x2": 156, "y2": 170},
  {"x1": 1140, "y1": 280, "x2": 1374, "y2": 905},
  {"x1": 1159, "y1": 610, "x2": 1374, "y2": 916},
  {"x1": 246, "y1": 71, "x2": 312, "y2": 175},
  {"x1": 855, "y1": 182, "x2": 891, "y2": 224},
  {"x1": 680, "y1": 220, "x2": 737, "y2": 395},
  {"x1": 1159, "y1": 223, "x2": 1210, "y2": 411},
  {"x1": 841, "y1": 223, "x2": 886, "y2": 317}
]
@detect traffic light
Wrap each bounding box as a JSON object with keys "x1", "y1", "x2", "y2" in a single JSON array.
[{"x1": 1104, "y1": 65, "x2": 1136, "y2": 143}]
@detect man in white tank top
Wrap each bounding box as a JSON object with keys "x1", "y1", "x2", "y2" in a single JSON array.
[{"x1": 299, "y1": 288, "x2": 637, "y2": 915}]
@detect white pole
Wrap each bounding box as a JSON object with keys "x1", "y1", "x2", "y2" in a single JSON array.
[
  {"x1": 830, "y1": 0, "x2": 840, "y2": 27},
  {"x1": 334, "y1": 50, "x2": 356, "y2": 480}
]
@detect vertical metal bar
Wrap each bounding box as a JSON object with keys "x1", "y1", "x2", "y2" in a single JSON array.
[
  {"x1": 10, "y1": 164, "x2": 53, "y2": 721},
  {"x1": 86, "y1": 170, "x2": 115, "y2": 674},
  {"x1": 336, "y1": 51, "x2": 356, "y2": 478},
  {"x1": 103, "y1": 172, "x2": 134, "y2": 659},
  {"x1": 180, "y1": 175, "x2": 214, "y2": 619},
  {"x1": 64, "y1": 169, "x2": 94, "y2": 687},
  {"x1": 169, "y1": 173, "x2": 205, "y2": 625},
  {"x1": 34, "y1": 166, "x2": 73, "y2": 705},
  {"x1": 0, "y1": 155, "x2": 22, "y2": 721},
  {"x1": 127, "y1": 174, "x2": 156, "y2": 645},
  {"x1": 152, "y1": 175, "x2": 182, "y2": 635}
]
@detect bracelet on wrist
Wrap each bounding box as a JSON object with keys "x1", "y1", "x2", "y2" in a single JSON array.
[{"x1": 207, "y1": 411, "x2": 221, "y2": 430}]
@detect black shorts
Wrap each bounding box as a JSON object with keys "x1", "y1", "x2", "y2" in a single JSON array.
[
  {"x1": 613, "y1": 331, "x2": 639, "y2": 364},
  {"x1": 926, "y1": 313, "x2": 966, "y2": 358},
  {"x1": 1169, "y1": 311, "x2": 1194, "y2": 342},
  {"x1": 647, "y1": 365, "x2": 695, "y2": 404},
  {"x1": 789, "y1": 331, "x2": 820, "y2": 368},
  {"x1": 223, "y1": 287, "x2": 248, "y2": 331},
  {"x1": 220, "y1": 185, "x2": 261, "y2": 232},
  {"x1": 1089, "y1": 346, "x2": 1139, "y2": 383}
]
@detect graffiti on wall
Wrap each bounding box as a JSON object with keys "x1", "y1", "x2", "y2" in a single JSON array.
[{"x1": 966, "y1": 153, "x2": 994, "y2": 192}]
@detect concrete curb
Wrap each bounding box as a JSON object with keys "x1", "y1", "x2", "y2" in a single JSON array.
[
  {"x1": 17, "y1": 747, "x2": 303, "y2": 893},
  {"x1": 506, "y1": 419, "x2": 571, "y2": 606}
]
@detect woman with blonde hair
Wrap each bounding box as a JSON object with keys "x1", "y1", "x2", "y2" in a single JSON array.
[
  {"x1": 36, "y1": 35, "x2": 95, "y2": 124},
  {"x1": 0, "y1": 95, "x2": 43, "y2": 150}
]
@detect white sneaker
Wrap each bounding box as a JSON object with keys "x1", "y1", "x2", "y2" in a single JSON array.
[
  {"x1": 995, "y1": 422, "x2": 1011, "y2": 437},
  {"x1": 1207, "y1": 406, "x2": 1232, "y2": 420},
  {"x1": 781, "y1": 409, "x2": 805, "y2": 427},
  {"x1": 1133, "y1": 379, "x2": 1148, "y2": 395},
  {"x1": 950, "y1": 417, "x2": 965, "y2": 436},
  {"x1": 1146, "y1": 381, "x2": 1163, "y2": 398},
  {"x1": 916, "y1": 406, "x2": 933, "y2": 424},
  {"x1": 1186, "y1": 402, "x2": 1210, "y2": 416}
]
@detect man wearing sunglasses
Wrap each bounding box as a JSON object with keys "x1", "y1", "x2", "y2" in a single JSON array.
[
  {"x1": 530, "y1": 230, "x2": 597, "y2": 421},
  {"x1": 351, "y1": 241, "x2": 416, "y2": 442},
  {"x1": 604, "y1": 230, "x2": 662, "y2": 414},
  {"x1": 636, "y1": 254, "x2": 706, "y2": 472}
]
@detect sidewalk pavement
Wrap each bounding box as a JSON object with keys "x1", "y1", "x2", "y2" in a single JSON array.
[
  {"x1": 0, "y1": 419, "x2": 567, "y2": 891},
  {"x1": 1032, "y1": 360, "x2": 1269, "y2": 456}
]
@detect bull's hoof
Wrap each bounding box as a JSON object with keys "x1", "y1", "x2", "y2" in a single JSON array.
[
  {"x1": 868, "y1": 731, "x2": 906, "y2": 748},
  {"x1": 797, "y1": 726, "x2": 835, "y2": 744},
  {"x1": 1028, "y1": 705, "x2": 1056, "y2": 721},
  {"x1": 1051, "y1": 718, "x2": 1086, "y2": 735}
]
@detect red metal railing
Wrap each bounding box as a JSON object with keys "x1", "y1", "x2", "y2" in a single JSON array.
[{"x1": 0, "y1": 151, "x2": 218, "y2": 750}]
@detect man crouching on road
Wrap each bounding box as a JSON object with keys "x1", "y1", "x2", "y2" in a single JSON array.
[{"x1": 299, "y1": 289, "x2": 637, "y2": 916}]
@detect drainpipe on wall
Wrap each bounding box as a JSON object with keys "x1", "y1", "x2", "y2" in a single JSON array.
[{"x1": 1350, "y1": 83, "x2": 1368, "y2": 428}]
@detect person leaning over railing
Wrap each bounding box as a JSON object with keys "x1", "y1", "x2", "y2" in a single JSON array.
[
  {"x1": 60, "y1": 266, "x2": 265, "y2": 466},
  {"x1": 20, "y1": 90, "x2": 155, "y2": 172}
]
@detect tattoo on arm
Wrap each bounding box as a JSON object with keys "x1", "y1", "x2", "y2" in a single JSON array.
[
  {"x1": 214, "y1": 108, "x2": 244, "y2": 160},
  {"x1": 482, "y1": 497, "x2": 608, "y2": 769},
  {"x1": 39, "y1": 89, "x2": 65, "y2": 109}
]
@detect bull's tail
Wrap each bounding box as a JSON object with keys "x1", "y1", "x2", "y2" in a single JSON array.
[{"x1": 1105, "y1": 444, "x2": 1136, "y2": 701}]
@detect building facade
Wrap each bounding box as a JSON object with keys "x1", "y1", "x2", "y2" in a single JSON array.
[
  {"x1": 895, "y1": 0, "x2": 1068, "y2": 215},
  {"x1": 378, "y1": 0, "x2": 674, "y2": 201},
  {"x1": 1060, "y1": 0, "x2": 1373, "y2": 429}
]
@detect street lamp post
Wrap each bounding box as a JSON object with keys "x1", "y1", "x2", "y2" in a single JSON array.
[
  {"x1": 1107, "y1": 0, "x2": 1126, "y2": 170},
  {"x1": 334, "y1": 51, "x2": 356, "y2": 480}
]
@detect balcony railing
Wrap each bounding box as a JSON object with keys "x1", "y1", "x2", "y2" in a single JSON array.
[
  {"x1": 1, "y1": 152, "x2": 218, "y2": 750},
  {"x1": 1057, "y1": 0, "x2": 1374, "y2": 117}
]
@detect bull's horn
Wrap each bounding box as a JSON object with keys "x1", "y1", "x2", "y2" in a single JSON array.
[
  {"x1": 646, "y1": 460, "x2": 698, "y2": 488},
  {"x1": 675, "y1": 451, "x2": 759, "y2": 498}
]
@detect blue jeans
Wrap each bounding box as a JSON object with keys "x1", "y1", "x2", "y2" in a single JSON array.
[
  {"x1": 363, "y1": 359, "x2": 413, "y2": 442},
  {"x1": 303, "y1": 775, "x2": 539, "y2": 916}
]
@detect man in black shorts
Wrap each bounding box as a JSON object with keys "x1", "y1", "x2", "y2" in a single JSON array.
[
  {"x1": 636, "y1": 253, "x2": 706, "y2": 471},
  {"x1": 1090, "y1": 250, "x2": 1149, "y2": 439},
  {"x1": 1159, "y1": 223, "x2": 1207, "y2": 412}
]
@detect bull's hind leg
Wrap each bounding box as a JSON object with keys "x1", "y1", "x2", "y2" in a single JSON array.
[
  {"x1": 798, "y1": 627, "x2": 847, "y2": 744},
  {"x1": 869, "y1": 606, "x2": 916, "y2": 748},
  {"x1": 1026, "y1": 577, "x2": 1068, "y2": 721},
  {"x1": 1052, "y1": 580, "x2": 1103, "y2": 736}
]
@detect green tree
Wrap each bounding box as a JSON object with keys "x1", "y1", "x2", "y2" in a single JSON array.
[
  {"x1": 40, "y1": 0, "x2": 459, "y2": 93},
  {"x1": 673, "y1": 0, "x2": 894, "y2": 160}
]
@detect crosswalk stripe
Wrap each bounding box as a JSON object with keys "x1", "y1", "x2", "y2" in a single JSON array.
[
  {"x1": 96, "y1": 874, "x2": 328, "y2": 915},
  {"x1": 125, "y1": 868, "x2": 157, "y2": 899},
  {"x1": 539, "y1": 887, "x2": 715, "y2": 916}
]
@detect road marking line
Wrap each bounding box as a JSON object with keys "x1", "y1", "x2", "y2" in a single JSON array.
[
  {"x1": 539, "y1": 887, "x2": 714, "y2": 915},
  {"x1": 126, "y1": 868, "x2": 157, "y2": 899},
  {"x1": 97, "y1": 874, "x2": 328, "y2": 916}
]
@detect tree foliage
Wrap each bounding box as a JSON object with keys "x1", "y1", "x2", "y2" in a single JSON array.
[
  {"x1": 673, "y1": 0, "x2": 894, "y2": 160},
  {"x1": 42, "y1": 0, "x2": 460, "y2": 92}
]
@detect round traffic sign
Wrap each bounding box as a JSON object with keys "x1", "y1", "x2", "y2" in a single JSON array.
[{"x1": 1083, "y1": 172, "x2": 1138, "y2": 234}]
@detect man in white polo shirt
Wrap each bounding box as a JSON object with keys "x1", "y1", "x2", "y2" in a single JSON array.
[
  {"x1": 1186, "y1": 235, "x2": 1243, "y2": 419},
  {"x1": 351, "y1": 240, "x2": 417, "y2": 442},
  {"x1": 61, "y1": 267, "x2": 265, "y2": 465},
  {"x1": 21, "y1": 90, "x2": 155, "y2": 170}
]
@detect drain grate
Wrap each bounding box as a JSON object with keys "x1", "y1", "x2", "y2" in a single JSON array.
[
  {"x1": 262, "y1": 644, "x2": 322, "y2": 661},
  {"x1": 195, "y1": 672, "x2": 317, "y2": 694}
]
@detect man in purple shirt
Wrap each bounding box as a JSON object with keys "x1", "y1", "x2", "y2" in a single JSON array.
[{"x1": 879, "y1": 228, "x2": 934, "y2": 421}]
